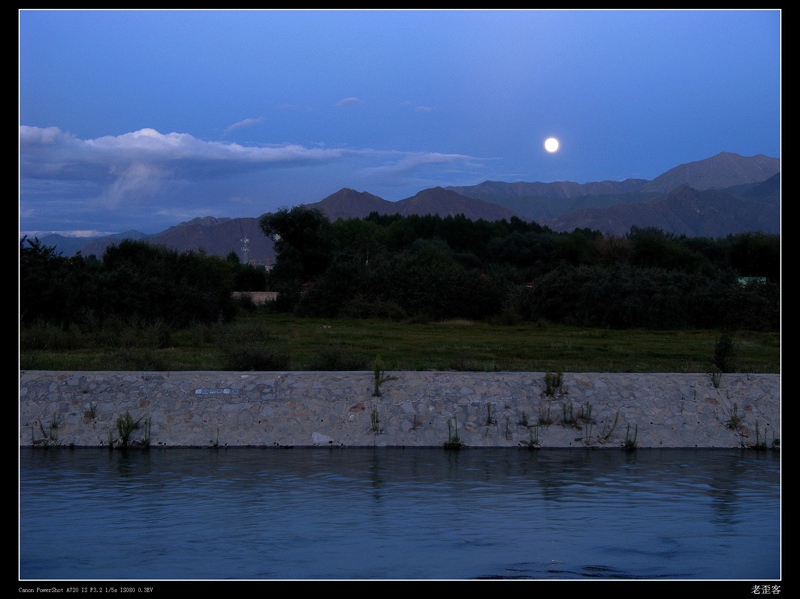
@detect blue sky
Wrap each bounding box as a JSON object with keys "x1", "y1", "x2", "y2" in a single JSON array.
[{"x1": 19, "y1": 9, "x2": 781, "y2": 236}]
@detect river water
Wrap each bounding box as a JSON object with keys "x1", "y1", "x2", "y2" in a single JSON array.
[{"x1": 19, "y1": 447, "x2": 780, "y2": 581}]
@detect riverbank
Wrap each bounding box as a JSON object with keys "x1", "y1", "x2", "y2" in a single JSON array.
[
  {"x1": 19, "y1": 371, "x2": 780, "y2": 448},
  {"x1": 19, "y1": 370, "x2": 780, "y2": 449}
]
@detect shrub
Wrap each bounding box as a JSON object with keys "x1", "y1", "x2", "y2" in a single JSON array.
[
  {"x1": 187, "y1": 322, "x2": 218, "y2": 346},
  {"x1": 112, "y1": 348, "x2": 169, "y2": 371},
  {"x1": 19, "y1": 321, "x2": 83, "y2": 351},
  {"x1": 221, "y1": 344, "x2": 291, "y2": 371},
  {"x1": 306, "y1": 345, "x2": 369, "y2": 371},
  {"x1": 115, "y1": 411, "x2": 142, "y2": 449},
  {"x1": 234, "y1": 293, "x2": 258, "y2": 313},
  {"x1": 713, "y1": 334, "x2": 739, "y2": 373},
  {"x1": 219, "y1": 321, "x2": 273, "y2": 344},
  {"x1": 339, "y1": 296, "x2": 408, "y2": 321},
  {"x1": 141, "y1": 319, "x2": 172, "y2": 349}
]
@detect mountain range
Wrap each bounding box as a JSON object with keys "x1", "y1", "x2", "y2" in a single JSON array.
[
  {"x1": 33, "y1": 151, "x2": 780, "y2": 262},
  {"x1": 305, "y1": 186, "x2": 524, "y2": 222}
]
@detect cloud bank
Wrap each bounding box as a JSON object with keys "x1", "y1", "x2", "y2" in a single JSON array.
[
  {"x1": 19, "y1": 125, "x2": 482, "y2": 233},
  {"x1": 21, "y1": 126, "x2": 357, "y2": 181}
]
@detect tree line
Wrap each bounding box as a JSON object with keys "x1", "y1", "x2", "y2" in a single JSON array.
[
  {"x1": 260, "y1": 207, "x2": 779, "y2": 331},
  {"x1": 19, "y1": 237, "x2": 265, "y2": 329},
  {"x1": 20, "y1": 207, "x2": 779, "y2": 332}
]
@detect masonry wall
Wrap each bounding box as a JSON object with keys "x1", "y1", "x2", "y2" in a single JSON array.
[
  {"x1": 19, "y1": 370, "x2": 780, "y2": 449},
  {"x1": 231, "y1": 291, "x2": 278, "y2": 305}
]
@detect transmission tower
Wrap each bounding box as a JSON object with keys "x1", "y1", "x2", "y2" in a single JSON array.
[{"x1": 240, "y1": 237, "x2": 250, "y2": 264}]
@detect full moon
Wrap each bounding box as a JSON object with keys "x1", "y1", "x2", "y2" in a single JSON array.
[{"x1": 544, "y1": 137, "x2": 559, "y2": 153}]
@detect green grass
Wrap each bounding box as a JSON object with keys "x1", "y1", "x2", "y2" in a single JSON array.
[{"x1": 19, "y1": 312, "x2": 780, "y2": 373}]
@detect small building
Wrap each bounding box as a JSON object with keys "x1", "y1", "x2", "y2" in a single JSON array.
[{"x1": 737, "y1": 277, "x2": 768, "y2": 286}]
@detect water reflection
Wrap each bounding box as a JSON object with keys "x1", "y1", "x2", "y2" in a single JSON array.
[{"x1": 20, "y1": 447, "x2": 779, "y2": 580}]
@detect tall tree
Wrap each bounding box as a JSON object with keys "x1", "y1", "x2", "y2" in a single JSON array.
[{"x1": 260, "y1": 206, "x2": 334, "y2": 286}]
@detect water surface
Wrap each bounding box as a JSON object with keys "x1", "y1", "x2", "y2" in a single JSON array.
[{"x1": 19, "y1": 447, "x2": 780, "y2": 580}]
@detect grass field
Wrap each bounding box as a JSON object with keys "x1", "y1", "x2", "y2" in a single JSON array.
[{"x1": 19, "y1": 312, "x2": 781, "y2": 373}]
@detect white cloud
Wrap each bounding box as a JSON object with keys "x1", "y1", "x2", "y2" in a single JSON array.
[
  {"x1": 402, "y1": 101, "x2": 434, "y2": 113},
  {"x1": 20, "y1": 125, "x2": 375, "y2": 211},
  {"x1": 19, "y1": 125, "x2": 484, "y2": 231},
  {"x1": 20, "y1": 126, "x2": 480, "y2": 189},
  {"x1": 19, "y1": 230, "x2": 116, "y2": 239},
  {"x1": 336, "y1": 97, "x2": 361, "y2": 107},
  {"x1": 20, "y1": 125, "x2": 358, "y2": 183},
  {"x1": 362, "y1": 151, "x2": 480, "y2": 176},
  {"x1": 104, "y1": 162, "x2": 167, "y2": 207},
  {"x1": 223, "y1": 117, "x2": 265, "y2": 134},
  {"x1": 355, "y1": 151, "x2": 483, "y2": 192},
  {"x1": 19, "y1": 125, "x2": 64, "y2": 144}
]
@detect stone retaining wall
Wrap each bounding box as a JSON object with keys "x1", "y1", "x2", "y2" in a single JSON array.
[{"x1": 19, "y1": 370, "x2": 780, "y2": 449}]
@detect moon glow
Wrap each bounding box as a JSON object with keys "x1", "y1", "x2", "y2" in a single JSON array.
[{"x1": 544, "y1": 137, "x2": 559, "y2": 153}]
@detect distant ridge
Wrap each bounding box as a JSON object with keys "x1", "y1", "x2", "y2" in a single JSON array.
[
  {"x1": 307, "y1": 186, "x2": 525, "y2": 222},
  {"x1": 446, "y1": 152, "x2": 780, "y2": 228},
  {"x1": 640, "y1": 152, "x2": 780, "y2": 193},
  {"x1": 70, "y1": 217, "x2": 276, "y2": 264},
  {"x1": 305, "y1": 188, "x2": 396, "y2": 221},
  {"x1": 541, "y1": 182, "x2": 780, "y2": 237},
  {"x1": 446, "y1": 178, "x2": 648, "y2": 200},
  {"x1": 449, "y1": 152, "x2": 780, "y2": 201},
  {"x1": 150, "y1": 216, "x2": 275, "y2": 262},
  {"x1": 33, "y1": 151, "x2": 779, "y2": 258},
  {"x1": 45, "y1": 230, "x2": 148, "y2": 258}
]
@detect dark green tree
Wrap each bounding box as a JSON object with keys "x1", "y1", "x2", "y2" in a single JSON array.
[
  {"x1": 727, "y1": 232, "x2": 780, "y2": 282},
  {"x1": 20, "y1": 236, "x2": 95, "y2": 326},
  {"x1": 259, "y1": 206, "x2": 334, "y2": 309},
  {"x1": 97, "y1": 240, "x2": 236, "y2": 327}
]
